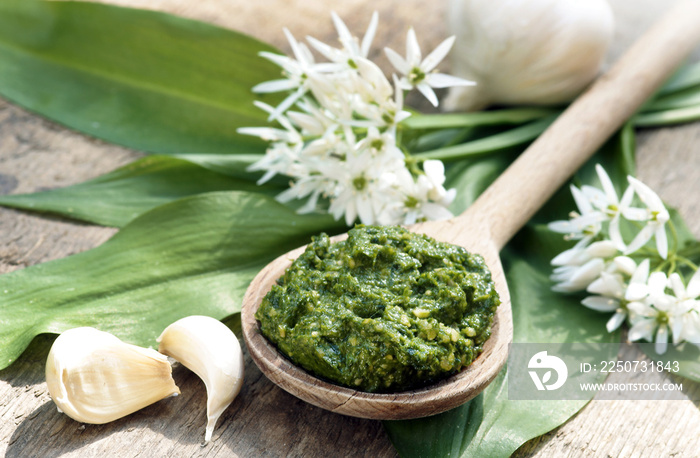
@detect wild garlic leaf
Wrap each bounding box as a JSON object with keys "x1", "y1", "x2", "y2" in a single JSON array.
[
  {"x1": 0, "y1": 191, "x2": 341, "y2": 370},
  {"x1": 0, "y1": 0, "x2": 279, "y2": 161},
  {"x1": 0, "y1": 156, "x2": 282, "y2": 227}
]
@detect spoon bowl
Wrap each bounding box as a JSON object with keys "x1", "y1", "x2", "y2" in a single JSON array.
[
  {"x1": 241, "y1": 1, "x2": 700, "y2": 420},
  {"x1": 241, "y1": 220, "x2": 510, "y2": 420}
]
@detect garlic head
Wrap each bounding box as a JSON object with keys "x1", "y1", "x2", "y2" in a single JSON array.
[
  {"x1": 444, "y1": 0, "x2": 615, "y2": 111},
  {"x1": 157, "y1": 315, "x2": 244, "y2": 443},
  {"x1": 45, "y1": 327, "x2": 180, "y2": 424}
]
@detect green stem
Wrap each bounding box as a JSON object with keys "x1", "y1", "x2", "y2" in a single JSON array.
[
  {"x1": 634, "y1": 104, "x2": 700, "y2": 127},
  {"x1": 400, "y1": 107, "x2": 559, "y2": 130},
  {"x1": 413, "y1": 116, "x2": 555, "y2": 162},
  {"x1": 668, "y1": 219, "x2": 679, "y2": 255},
  {"x1": 676, "y1": 256, "x2": 698, "y2": 272}
]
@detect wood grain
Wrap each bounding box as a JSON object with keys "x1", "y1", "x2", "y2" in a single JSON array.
[{"x1": 1, "y1": 0, "x2": 700, "y2": 457}]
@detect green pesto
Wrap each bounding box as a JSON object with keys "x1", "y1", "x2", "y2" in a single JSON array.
[{"x1": 255, "y1": 225, "x2": 500, "y2": 393}]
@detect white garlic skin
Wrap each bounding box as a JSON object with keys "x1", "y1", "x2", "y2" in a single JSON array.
[
  {"x1": 46, "y1": 327, "x2": 180, "y2": 424},
  {"x1": 157, "y1": 315, "x2": 244, "y2": 443},
  {"x1": 444, "y1": 0, "x2": 615, "y2": 111}
]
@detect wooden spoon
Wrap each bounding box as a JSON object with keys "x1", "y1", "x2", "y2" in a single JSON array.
[{"x1": 241, "y1": 1, "x2": 700, "y2": 420}]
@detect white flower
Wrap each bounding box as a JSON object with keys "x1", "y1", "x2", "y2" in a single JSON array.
[
  {"x1": 253, "y1": 29, "x2": 323, "y2": 121},
  {"x1": 623, "y1": 176, "x2": 670, "y2": 259},
  {"x1": 548, "y1": 184, "x2": 605, "y2": 244},
  {"x1": 551, "y1": 240, "x2": 617, "y2": 267},
  {"x1": 323, "y1": 147, "x2": 402, "y2": 226},
  {"x1": 623, "y1": 259, "x2": 651, "y2": 302},
  {"x1": 242, "y1": 12, "x2": 466, "y2": 226},
  {"x1": 582, "y1": 271, "x2": 628, "y2": 332},
  {"x1": 385, "y1": 30, "x2": 474, "y2": 106},
  {"x1": 583, "y1": 164, "x2": 635, "y2": 250},
  {"x1": 627, "y1": 272, "x2": 679, "y2": 354},
  {"x1": 668, "y1": 270, "x2": 700, "y2": 302},
  {"x1": 307, "y1": 11, "x2": 379, "y2": 66},
  {"x1": 383, "y1": 164, "x2": 455, "y2": 225}
]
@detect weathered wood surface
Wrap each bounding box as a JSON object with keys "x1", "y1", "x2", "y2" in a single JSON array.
[{"x1": 1, "y1": 0, "x2": 700, "y2": 456}]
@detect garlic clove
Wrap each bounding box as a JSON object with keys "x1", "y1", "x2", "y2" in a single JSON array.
[
  {"x1": 45, "y1": 327, "x2": 180, "y2": 424},
  {"x1": 444, "y1": 0, "x2": 615, "y2": 111},
  {"x1": 157, "y1": 315, "x2": 244, "y2": 443}
]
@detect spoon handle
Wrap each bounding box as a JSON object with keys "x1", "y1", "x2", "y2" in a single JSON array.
[{"x1": 459, "y1": 0, "x2": 700, "y2": 251}]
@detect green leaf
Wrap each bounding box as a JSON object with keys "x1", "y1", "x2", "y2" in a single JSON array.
[
  {"x1": 0, "y1": 156, "x2": 283, "y2": 227},
  {"x1": 0, "y1": 191, "x2": 341, "y2": 370},
  {"x1": 656, "y1": 61, "x2": 700, "y2": 95},
  {"x1": 445, "y1": 153, "x2": 515, "y2": 215},
  {"x1": 644, "y1": 86, "x2": 700, "y2": 112},
  {"x1": 0, "y1": 0, "x2": 280, "y2": 160}
]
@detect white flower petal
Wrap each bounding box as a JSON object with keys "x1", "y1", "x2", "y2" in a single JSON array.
[
  {"x1": 628, "y1": 176, "x2": 666, "y2": 212},
  {"x1": 654, "y1": 225, "x2": 668, "y2": 260},
  {"x1": 384, "y1": 47, "x2": 411, "y2": 75},
  {"x1": 571, "y1": 185, "x2": 593, "y2": 215},
  {"x1": 628, "y1": 319, "x2": 655, "y2": 342},
  {"x1": 606, "y1": 312, "x2": 626, "y2": 333},
  {"x1": 613, "y1": 256, "x2": 637, "y2": 277},
  {"x1": 331, "y1": 11, "x2": 354, "y2": 51},
  {"x1": 671, "y1": 316, "x2": 685, "y2": 345},
  {"x1": 581, "y1": 296, "x2": 619, "y2": 312},
  {"x1": 669, "y1": 273, "x2": 686, "y2": 298},
  {"x1": 306, "y1": 36, "x2": 340, "y2": 62},
  {"x1": 252, "y1": 79, "x2": 298, "y2": 93},
  {"x1": 608, "y1": 214, "x2": 626, "y2": 251},
  {"x1": 648, "y1": 271, "x2": 669, "y2": 295},
  {"x1": 587, "y1": 272, "x2": 625, "y2": 298},
  {"x1": 356, "y1": 194, "x2": 375, "y2": 225},
  {"x1": 551, "y1": 246, "x2": 586, "y2": 266},
  {"x1": 655, "y1": 325, "x2": 669, "y2": 354},
  {"x1": 405, "y1": 28, "x2": 422, "y2": 66},
  {"x1": 620, "y1": 184, "x2": 635, "y2": 208},
  {"x1": 625, "y1": 284, "x2": 649, "y2": 302},
  {"x1": 585, "y1": 240, "x2": 618, "y2": 258},
  {"x1": 421, "y1": 36, "x2": 455, "y2": 73},
  {"x1": 581, "y1": 185, "x2": 608, "y2": 211},
  {"x1": 624, "y1": 224, "x2": 654, "y2": 255},
  {"x1": 416, "y1": 82, "x2": 439, "y2": 107},
  {"x1": 622, "y1": 206, "x2": 649, "y2": 221},
  {"x1": 425, "y1": 73, "x2": 475, "y2": 88},
  {"x1": 686, "y1": 270, "x2": 700, "y2": 299},
  {"x1": 569, "y1": 258, "x2": 605, "y2": 287},
  {"x1": 631, "y1": 258, "x2": 650, "y2": 284},
  {"x1": 595, "y1": 164, "x2": 618, "y2": 205},
  {"x1": 626, "y1": 301, "x2": 649, "y2": 316},
  {"x1": 361, "y1": 11, "x2": 379, "y2": 58}
]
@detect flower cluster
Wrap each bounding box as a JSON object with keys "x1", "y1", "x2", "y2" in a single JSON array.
[
  {"x1": 239, "y1": 12, "x2": 473, "y2": 226},
  {"x1": 549, "y1": 164, "x2": 700, "y2": 353}
]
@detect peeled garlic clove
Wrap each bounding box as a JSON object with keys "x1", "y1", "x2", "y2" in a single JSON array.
[
  {"x1": 157, "y1": 315, "x2": 244, "y2": 443},
  {"x1": 46, "y1": 327, "x2": 180, "y2": 424},
  {"x1": 444, "y1": 0, "x2": 615, "y2": 111}
]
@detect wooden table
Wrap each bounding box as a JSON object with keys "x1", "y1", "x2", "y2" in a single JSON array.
[{"x1": 2, "y1": 0, "x2": 700, "y2": 456}]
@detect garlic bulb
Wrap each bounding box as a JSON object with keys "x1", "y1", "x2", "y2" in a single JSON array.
[
  {"x1": 157, "y1": 315, "x2": 244, "y2": 443},
  {"x1": 444, "y1": 0, "x2": 615, "y2": 111},
  {"x1": 45, "y1": 327, "x2": 180, "y2": 424}
]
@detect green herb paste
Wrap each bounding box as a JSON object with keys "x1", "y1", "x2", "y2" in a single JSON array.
[{"x1": 256, "y1": 225, "x2": 500, "y2": 392}]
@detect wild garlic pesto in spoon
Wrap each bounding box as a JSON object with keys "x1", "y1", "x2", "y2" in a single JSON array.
[
  {"x1": 255, "y1": 225, "x2": 501, "y2": 393},
  {"x1": 242, "y1": 1, "x2": 700, "y2": 420}
]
